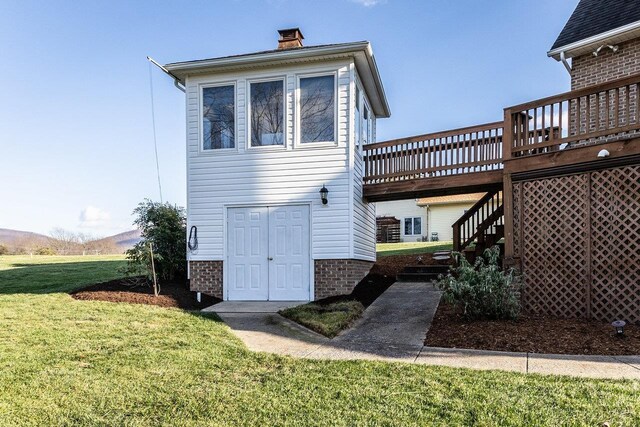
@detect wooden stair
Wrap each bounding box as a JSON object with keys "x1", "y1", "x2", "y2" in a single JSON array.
[{"x1": 453, "y1": 189, "x2": 504, "y2": 264}]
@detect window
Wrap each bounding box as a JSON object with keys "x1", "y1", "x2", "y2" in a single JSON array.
[
  {"x1": 362, "y1": 105, "x2": 370, "y2": 145},
  {"x1": 355, "y1": 86, "x2": 362, "y2": 148},
  {"x1": 404, "y1": 217, "x2": 422, "y2": 235},
  {"x1": 202, "y1": 85, "x2": 235, "y2": 150},
  {"x1": 250, "y1": 80, "x2": 284, "y2": 147},
  {"x1": 299, "y1": 75, "x2": 335, "y2": 143}
]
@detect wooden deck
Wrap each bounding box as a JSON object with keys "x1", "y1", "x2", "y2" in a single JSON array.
[{"x1": 363, "y1": 73, "x2": 640, "y2": 202}]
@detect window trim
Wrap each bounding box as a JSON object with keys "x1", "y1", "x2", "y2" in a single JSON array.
[
  {"x1": 198, "y1": 81, "x2": 238, "y2": 155},
  {"x1": 404, "y1": 216, "x2": 423, "y2": 236},
  {"x1": 294, "y1": 71, "x2": 338, "y2": 148},
  {"x1": 247, "y1": 76, "x2": 288, "y2": 151}
]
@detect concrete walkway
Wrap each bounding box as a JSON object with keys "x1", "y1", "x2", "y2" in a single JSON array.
[{"x1": 205, "y1": 282, "x2": 640, "y2": 380}]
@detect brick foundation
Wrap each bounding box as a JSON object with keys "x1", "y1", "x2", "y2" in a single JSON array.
[
  {"x1": 189, "y1": 261, "x2": 223, "y2": 299},
  {"x1": 571, "y1": 38, "x2": 640, "y2": 90},
  {"x1": 189, "y1": 259, "x2": 374, "y2": 301},
  {"x1": 314, "y1": 259, "x2": 374, "y2": 300}
]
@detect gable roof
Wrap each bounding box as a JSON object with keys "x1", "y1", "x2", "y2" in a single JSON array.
[
  {"x1": 417, "y1": 193, "x2": 485, "y2": 206},
  {"x1": 549, "y1": 0, "x2": 640, "y2": 59},
  {"x1": 165, "y1": 41, "x2": 391, "y2": 118}
]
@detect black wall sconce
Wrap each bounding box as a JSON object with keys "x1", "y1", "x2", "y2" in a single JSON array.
[{"x1": 319, "y1": 185, "x2": 329, "y2": 205}]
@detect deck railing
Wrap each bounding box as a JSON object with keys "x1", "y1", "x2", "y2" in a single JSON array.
[
  {"x1": 505, "y1": 73, "x2": 640, "y2": 158},
  {"x1": 363, "y1": 73, "x2": 640, "y2": 185},
  {"x1": 363, "y1": 122, "x2": 504, "y2": 184}
]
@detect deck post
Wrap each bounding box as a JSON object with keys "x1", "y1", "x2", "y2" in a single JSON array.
[{"x1": 502, "y1": 108, "x2": 516, "y2": 266}]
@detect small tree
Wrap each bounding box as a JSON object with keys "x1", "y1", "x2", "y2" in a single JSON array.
[
  {"x1": 125, "y1": 200, "x2": 186, "y2": 286},
  {"x1": 437, "y1": 246, "x2": 523, "y2": 320},
  {"x1": 0, "y1": 244, "x2": 8, "y2": 255}
]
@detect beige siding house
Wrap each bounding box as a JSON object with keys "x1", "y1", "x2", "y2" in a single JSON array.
[{"x1": 376, "y1": 193, "x2": 483, "y2": 242}]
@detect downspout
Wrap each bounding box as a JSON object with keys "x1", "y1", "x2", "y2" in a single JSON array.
[
  {"x1": 560, "y1": 51, "x2": 572, "y2": 75},
  {"x1": 147, "y1": 56, "x2": 186, "y2": 93}
]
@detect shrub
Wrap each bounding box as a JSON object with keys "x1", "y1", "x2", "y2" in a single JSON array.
[
  {"x1": 124, "y1": 200, "x2": 186, "y2": 284},
  {"x1": 437, "y1": 246, "x2": 523, "y2": 320},
  {"x1": 35, "y1": 247, "x2": 56, "y2": 256},
  {"x1": 0, "y1": 244, "x2": 8, "y2": 255}
]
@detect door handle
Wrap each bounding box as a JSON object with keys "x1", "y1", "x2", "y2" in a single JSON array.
[{"x1": 268, "y1": 257, "x2": 273, "y2": 261}]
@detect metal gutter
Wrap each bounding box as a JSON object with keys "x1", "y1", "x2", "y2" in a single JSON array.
[{"x1": 548, "y1": 20, "x2": 640, "y2": 60}]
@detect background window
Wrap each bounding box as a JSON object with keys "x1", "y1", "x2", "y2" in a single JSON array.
[
  {"x1": 202, "y1": 85, "x2": 235, "y2": 149},
  {"x1": 250, "y1": 80, "x2": 284, "y2": 146},
  {"x1": 404, "y1": 217, "x2": 422, "y2": 235},
  {"x1": 300, "y1": 75, "x2": 335, "y2": 143}
]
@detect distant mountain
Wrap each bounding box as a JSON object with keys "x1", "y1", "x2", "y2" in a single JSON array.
[
  {"x1": 0, "y1": 228, "x2": 50, "y2": 245},
  {"x1": 101, "y1": 229, "x2": 142, "y2": 250},
  {"x1": 0, "y1": 228, "x2": 141, "y2": 252}
]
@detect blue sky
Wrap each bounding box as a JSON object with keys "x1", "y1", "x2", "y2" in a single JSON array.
[{"x1": 0, "y1": 0, "x2": 577, "y2": 236}]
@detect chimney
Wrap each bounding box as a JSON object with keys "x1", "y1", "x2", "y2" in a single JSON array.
[{"x1": 277, "y1": 28, "x2": 304, "y2": 49}]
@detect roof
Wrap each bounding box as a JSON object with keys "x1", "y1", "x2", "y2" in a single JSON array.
[
  {"x1": 165, "y1": 41, "x2": 391, "y2": 118},
  {"x1": 417, "y1": 193, "x2": 485, "y2": 206},
  {"x1": 549, "y1": 0, "x2": 640, "y2": 59}
]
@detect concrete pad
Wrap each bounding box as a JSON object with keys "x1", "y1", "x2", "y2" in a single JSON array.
[
  {"x1": 217, "y1": 312, "x2": 327, "y2": 357},
  {"x1": 528, "y1": 353, "x2": 640, "y2": 379},
  {"x1": 416, "y1": 347, "x2": 527, "y2": 373},
  {"x1": 202, "y1": 301, "x2": 307, "y2": 313},
  {"x1": 613, "y1": 355, "x2": 640, "y2": 371},
  {"x1": 305, "y1": 341, "x2": 422, "y2": 362}
]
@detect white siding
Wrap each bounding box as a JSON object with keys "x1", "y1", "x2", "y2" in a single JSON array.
[
  {"x1": 351, "y1": 74, "x2": 376, "y2": 261},
  {"x1": 376, "y1": 199, "x2": 428, "y2": 242},
  {"x1": 186, "y1": 60, "x2": 353, "y2": 261},
  {"x1": 428, "y1": 203, "x2": 475, "y2": 241}
]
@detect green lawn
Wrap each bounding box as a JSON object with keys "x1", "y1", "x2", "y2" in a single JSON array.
[
  {"x1": 280, "y1": 301, "x2": 364, "y2": 337},
  {"x1": 377, "y1": 241, "x2": 453, "y2": 257},
  {"x1": 0, "y1": 255, "x2": 639, "y2": 425}
]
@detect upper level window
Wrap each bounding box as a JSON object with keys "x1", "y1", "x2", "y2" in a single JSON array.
[
  {"x1": 202, "y1": 85, "x2": 235, "y2": 150},
  {"x1": 250, "y1": 79, "x2": 284, "y2": 147},
  {"x1": 355, "y1": 86, "x2": 362, "y2": 148},
  {"x1": 362, "y1": 105, "x2": 370, "y2": 145},
  {"x1": 299, "y1": 75, "x2": 335, "y2": 143}
]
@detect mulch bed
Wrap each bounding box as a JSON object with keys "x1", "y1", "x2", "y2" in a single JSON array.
[
  {"x1": 71, "y1": 278, "x2": 221, "y2": 310},
  {"x1": 426, "y1": 303, "x2": 640, "y2": 355}
]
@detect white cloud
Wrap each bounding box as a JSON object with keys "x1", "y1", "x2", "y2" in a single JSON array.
[
  {"x1": 79, "y1": 206, "x2": 111, "y2": 229},
  {"x1": 351, "y1": 0, "x2": 385, "y2": 6}
]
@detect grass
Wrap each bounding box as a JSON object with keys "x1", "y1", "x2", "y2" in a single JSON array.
[
  {"x1": 376, "y1": 241, "x2": 453, "y2": 257},
  {"x1": 0, "y1": 255, "x2": 639, "y2": 425},
  {"x1": 279, "y1": 301, "x2": 365, "y2": 337}
]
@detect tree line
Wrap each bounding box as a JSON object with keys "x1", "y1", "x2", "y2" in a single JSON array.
[{"x1": 0, "y1": 228, "x2": 121, "y2": 256}]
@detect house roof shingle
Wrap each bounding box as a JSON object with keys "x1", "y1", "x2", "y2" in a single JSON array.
[{"x1": 551, "y1": 0, "x2": 640, "y2": 51}]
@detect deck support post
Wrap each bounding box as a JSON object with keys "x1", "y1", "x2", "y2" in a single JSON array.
[{"x1": 502, "y1": 108, "x2": 516, "y2": 266}]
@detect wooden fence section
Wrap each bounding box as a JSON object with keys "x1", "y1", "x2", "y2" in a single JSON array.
[
  {"x1": 363, "y1": 122, "x2": 504, "y2": 185},
  {"x1": 505, "y1": 73, "x2": 640, "y2": 158},
  {"x1": 452, "y1": 189, "x2": 503, "y2": 252}
]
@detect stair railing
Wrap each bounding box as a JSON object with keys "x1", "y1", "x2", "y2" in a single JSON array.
[{"x1": 452, "y1": 189, "x2": 504, "y2": 252}]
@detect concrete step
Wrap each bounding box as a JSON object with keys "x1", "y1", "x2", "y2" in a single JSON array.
[
  {"x1": 396, "y1": 272, "x2": 443, "y2": 282},
  {"x1": 402, "y1": 265, "x2": 450, "y2": 274}
]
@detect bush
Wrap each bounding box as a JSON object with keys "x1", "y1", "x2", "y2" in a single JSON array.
[
  {"x1": 0, "y1": 244, "x2": 8, "y2": 255},
  {"x1": 124, "y1": 200, "x2": 186, "y2": 284},
  {"x1": 437, "y1": 246, "x2": 523, "y2": 320},
  {"x1": 35, "y1": 247, "x2": 56, "y2": 256}
]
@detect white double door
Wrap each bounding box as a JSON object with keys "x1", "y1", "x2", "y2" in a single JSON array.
[{"x1": 227, "y1": 205, "x2": 310, "y2": 301}]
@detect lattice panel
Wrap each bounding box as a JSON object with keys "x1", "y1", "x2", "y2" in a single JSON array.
[
  {"x1": 513, "y1": 183, "x2": 521, "y2": 258},
  {"x1": 521, "y1": 174, "x2": 589, "y2": 318},
  {"x1": 590, "y1": 165, "x2": 640, "y2": 323}
]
